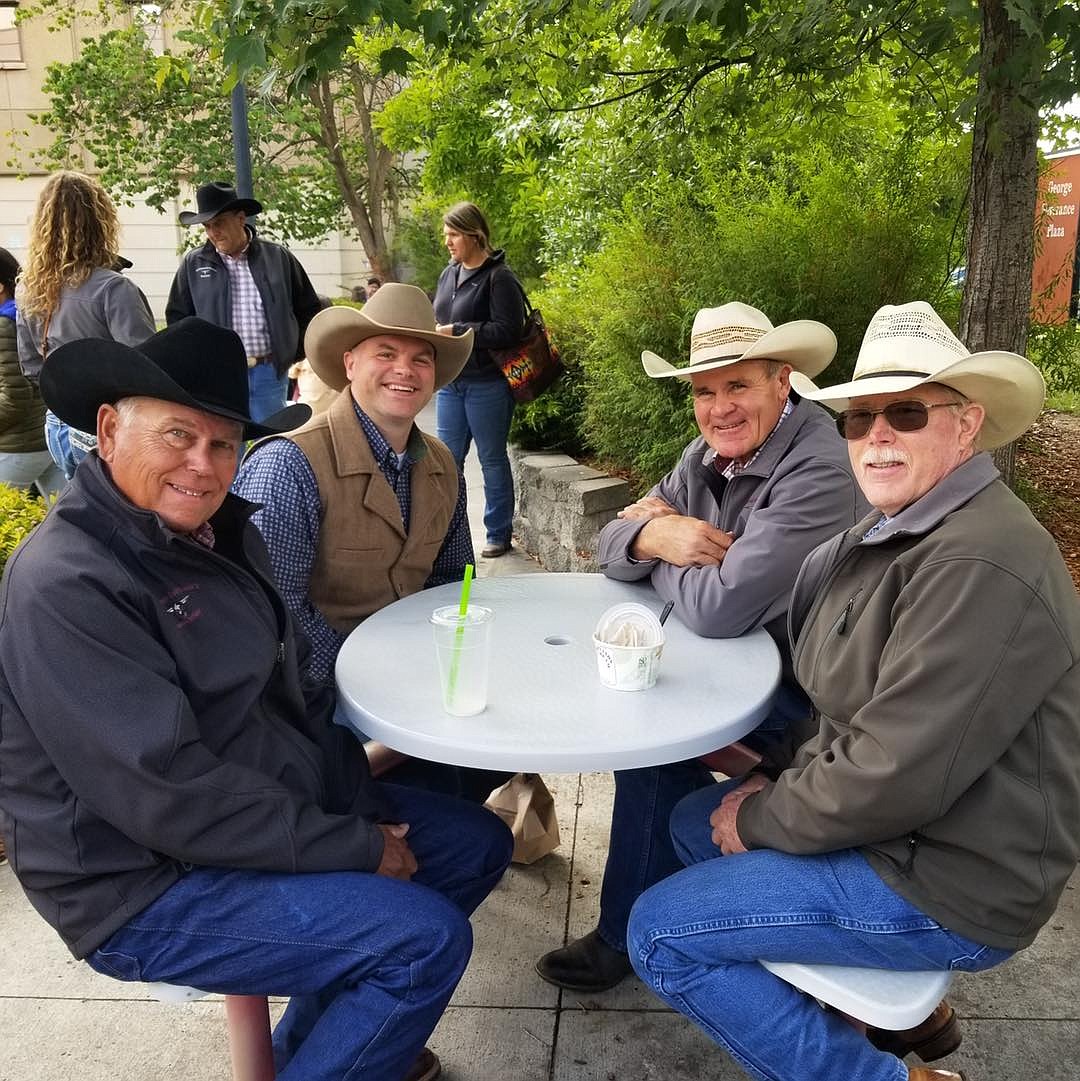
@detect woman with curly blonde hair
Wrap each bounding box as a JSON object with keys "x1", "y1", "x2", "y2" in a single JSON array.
[{"x1": 17, "y1": 170, "x2": 154, "y2": 478}]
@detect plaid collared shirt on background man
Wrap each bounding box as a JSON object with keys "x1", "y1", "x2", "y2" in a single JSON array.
[{"x1": 220, "y1": 248, "x2": 273, "y2": 359}]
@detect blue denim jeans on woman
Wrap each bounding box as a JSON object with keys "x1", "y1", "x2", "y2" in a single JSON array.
[
  {"x1": 86, "y1": 782, "x2": 513, "y2": 1081},
  {"x1": 436, "y1": 376, "x2": 516, "y2": 547},
  {"x1": 625, "y1": 780, "x2": 1012, "y2": 1081},
  {"x1": 596, "y1": 681, "x2": 810, "y2": 954}
]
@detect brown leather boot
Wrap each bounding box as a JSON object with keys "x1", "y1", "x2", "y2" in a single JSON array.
[
  {"x1": 908, "y1": 1069, "x2": 967, "y2": 1080},
  {"x1": 870, "y1": 999, "x2": 962, "y2": 1061}
]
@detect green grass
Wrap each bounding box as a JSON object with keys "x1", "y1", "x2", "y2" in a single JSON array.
[{"x1": 1046, "y1": 390, "x2": 1080, "y2": 414}]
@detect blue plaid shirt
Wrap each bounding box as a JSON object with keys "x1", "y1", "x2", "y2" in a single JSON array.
[{"x1": 233, "y1": 399, "x2": 473, "y2": 684}]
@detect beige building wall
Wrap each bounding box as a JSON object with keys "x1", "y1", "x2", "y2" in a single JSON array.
[{"x1": 0, "y1": 3, "x2": 373, "y2": 321}]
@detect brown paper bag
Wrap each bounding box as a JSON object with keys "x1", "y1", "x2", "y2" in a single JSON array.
[{"x1": 484, "y1": 772, "x2": 561, "y2": 864}]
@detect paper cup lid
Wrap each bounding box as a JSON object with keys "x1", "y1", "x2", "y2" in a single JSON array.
[{"x1": 594, "y1": 602, "x2": 664, "y2": 647}]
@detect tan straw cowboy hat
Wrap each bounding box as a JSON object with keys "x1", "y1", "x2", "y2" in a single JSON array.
[
  {"x1": 305, "y1": 283, "x2": 474, "y2": 391},
  {"x1": 798, "y1": 301, "x2": 1045, "y2": 450},
  {"x1": 642, "y1": 301, "x2": 837, "y2": 381}
]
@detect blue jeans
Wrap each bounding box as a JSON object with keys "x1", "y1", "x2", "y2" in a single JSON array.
[
  {"x1": 44, "y1": 409, "x2": 94, "y2": 479},
  {"x1": 248, "y1": 363, "x2": 289, "y2": 423},
  {"x1": 436, "y1": 377, "x2": 516, "y2": 546},
  {"x1": 626, "y1": 781, "x2": 1012, "y2": 1081},
  {"x1": 596, "y1": 681, "x2": 809, "y2": 953},
  {"x1": 0, "y1": 449, "x2": 66, "y2": 499},
  {"x1": 87, "y1": 783, "x2": 513, "y2": 1081}
]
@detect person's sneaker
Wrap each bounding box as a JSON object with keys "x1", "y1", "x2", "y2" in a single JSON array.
[
  {"x1": 481, "y1": 541, "x2": 511, "y2": 558},
  {"x1": 535, "y1": 929, "x2": 633, "y2": 992},
  {"x1": 402, "y1": 1047, "x2": 441, "y2": 1081}
]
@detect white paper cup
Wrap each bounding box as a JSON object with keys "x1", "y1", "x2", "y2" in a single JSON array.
[
  {"x1": 431, "y1": 604, "x2": 493, "y2": 716},
  {"x1": 592, "y1": 602, "x2": 665, "y2": 691}
]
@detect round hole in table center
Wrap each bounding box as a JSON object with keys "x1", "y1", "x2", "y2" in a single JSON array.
[{"x1": 544, "y1": 635, "x2": 574, "y2": 646}]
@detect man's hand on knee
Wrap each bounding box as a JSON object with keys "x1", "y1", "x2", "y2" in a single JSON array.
[
  {"x1": 710, "y1": 774, "x2": 770, "y2": 855},
  {"x1": 376, "y1": 823, "x2": 418, "y2": 880},
  {"x1": 631, "y1": 514, "x2": 734, "y2": 566}
]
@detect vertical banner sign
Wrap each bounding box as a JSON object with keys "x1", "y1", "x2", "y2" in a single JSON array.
[{"x1": 1031, "y1": 150, "x2": 1080, "y2": 325}]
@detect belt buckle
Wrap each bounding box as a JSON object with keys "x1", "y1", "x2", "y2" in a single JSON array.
[{"x1": 247, "y1": 355, "x2": 260, "y2": 368}]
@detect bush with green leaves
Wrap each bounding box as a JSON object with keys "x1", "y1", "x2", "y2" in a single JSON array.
[
  {"x1": 0, "y1": 484, "x2": 48, "y2": 578},
  {"x1": 1027, "y1": 321, "x2": 1080, "y2": 406},
  {"x1": 548, "y1": 135, "x2": 967, "y2": 485}
]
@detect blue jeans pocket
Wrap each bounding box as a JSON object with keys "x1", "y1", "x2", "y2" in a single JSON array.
[{"x1": 87, "y1": 946, "x2": 145, "y2": 983}]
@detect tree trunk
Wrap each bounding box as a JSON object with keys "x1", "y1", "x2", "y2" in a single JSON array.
[{"x1": 961, "y1": 0, "x2": 1043, "y2": 485}]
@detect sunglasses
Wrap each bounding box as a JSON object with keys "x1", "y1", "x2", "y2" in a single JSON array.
[{"x1": 835, "y1": 400, "x2": 960, "y2": 440}]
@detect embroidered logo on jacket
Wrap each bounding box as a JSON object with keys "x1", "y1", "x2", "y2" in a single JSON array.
[{"x1": 160, "y1": 583, "x2": 202, "y2": 629}]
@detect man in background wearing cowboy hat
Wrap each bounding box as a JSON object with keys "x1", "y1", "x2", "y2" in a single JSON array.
[
  {"x1": 234, "y1": 283, "x2": 510, "y2": 803},
  {"x1": 537, "y1": 301, "x2": 869, "y2": 992},
  {"x1": 166, "y1": 180, "x2": 322, "y2": 423},
  {"x1": 0, "y1": 316, "x2": 512, "y2": 1081},
  {"x1": 626, "y1": 301, "x2": 1080, "y2": 1081}
]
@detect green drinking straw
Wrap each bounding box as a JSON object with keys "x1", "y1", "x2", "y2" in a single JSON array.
[{"x1": 446, "y1": 563, "x2": 474, "y2": 708}]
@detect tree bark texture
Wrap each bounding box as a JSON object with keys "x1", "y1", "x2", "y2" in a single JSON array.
[{"x1": 961, "y1": 0, "x2": 1044, "y2": 484}]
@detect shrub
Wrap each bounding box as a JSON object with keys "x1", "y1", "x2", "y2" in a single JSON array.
[
  {"x1": 1027, "y1": 321, "x2": 1080, "y2": 407},
  {"x1": 0, "y1": 484, "x2": 48, "y2": 577}
]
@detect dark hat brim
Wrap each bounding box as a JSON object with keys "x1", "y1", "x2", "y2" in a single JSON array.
[
  {"x1": 179, "y1": 197, "x2": 263, "y2": 226},
  {"x1": 41, "y1": 338, "x2": 310, "y2": 440}
]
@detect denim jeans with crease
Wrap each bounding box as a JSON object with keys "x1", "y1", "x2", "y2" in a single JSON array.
[
  {"x1": 87, "y1": 782, "x2": 513, "y2": 1081},
  {"x1": 248, "y1": 362, "x2": 289, "y2": 423},
  {"x1": 595, "y1": 681, "x2": 809, "y2": 954},
  {"x1": 44, "y1": 408, "x2": 94, "y2": 479},
  {"x1": 436, "y1": 375, "x2": 516, "y2": 546},
  {"x1": 624, "y1": 779, "x2": 1012, "y2": 1081}
]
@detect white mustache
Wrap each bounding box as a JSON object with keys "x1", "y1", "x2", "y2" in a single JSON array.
[{"x1": 860, "y1": 448, "x2": 910, "y2": 468}]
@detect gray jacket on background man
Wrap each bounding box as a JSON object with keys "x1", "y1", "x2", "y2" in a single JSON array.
[
  {"x1": 165, "y1": 231, "x2": 322, "y2": 377},
  {"x1": 599, "y1": 394, "x2": 868, "y2": 685}
]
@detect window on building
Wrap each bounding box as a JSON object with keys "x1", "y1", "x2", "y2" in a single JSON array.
[{"x1": 0, "y1": 3, "x2": 22, "y2": 68}]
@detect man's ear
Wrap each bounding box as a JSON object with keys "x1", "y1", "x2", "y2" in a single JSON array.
[
  {"x1": 957, "y1": 400, "x2": 986, "y2": 448},
  {"x1": 96, "y1": 404, "x2": 119, "y2": 462}
]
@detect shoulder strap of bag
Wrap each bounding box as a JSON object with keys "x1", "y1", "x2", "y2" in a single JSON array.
[{"x1": 40, "y1": 312, "x2": 51, "y2": 362}]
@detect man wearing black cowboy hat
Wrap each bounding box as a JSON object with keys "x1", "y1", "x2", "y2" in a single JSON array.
[
  {"x1": 166, "y1": 180, "x2": 322, "y2": 423},
  {"x1": 0, "y1": 317, "x2": 512, "y2": 1081}
]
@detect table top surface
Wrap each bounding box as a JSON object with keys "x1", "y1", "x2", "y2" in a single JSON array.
[{"x1": 335, "y1": 573, "x2": 782, "y2": 772}]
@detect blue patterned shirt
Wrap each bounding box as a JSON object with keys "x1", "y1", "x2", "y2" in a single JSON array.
[{"x1": 233, "y1": 399, "x2": 473, "y2": 684}]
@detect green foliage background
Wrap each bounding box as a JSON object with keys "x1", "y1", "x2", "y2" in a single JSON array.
[{"x1": 0, "y1": 485, "x2": 48, "y2": 577}]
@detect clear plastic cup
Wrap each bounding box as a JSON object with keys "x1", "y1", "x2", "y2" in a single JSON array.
[
  {"x1": 592, "y1": 602, "x2": 665, "y2": 691},
  {"x1": 430, "y1": 604, "x2": 494, "y2": 716}
]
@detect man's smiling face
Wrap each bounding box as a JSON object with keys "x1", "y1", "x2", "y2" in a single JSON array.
[
  {"x1": 690, "y1": 358, "x2": 792, "y2": 463},
  {"x1": 344, "y1": 334, "x2": 437, "y2": 440}
]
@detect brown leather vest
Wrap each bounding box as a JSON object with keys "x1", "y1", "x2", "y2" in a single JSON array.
[{"x1": 282, "y1": 389, "x2": 459, "y2": 635}]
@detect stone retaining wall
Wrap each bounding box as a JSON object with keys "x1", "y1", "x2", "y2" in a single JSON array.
[{"x1": 511, "y1": 449, "x2": 631, "y2": 571}]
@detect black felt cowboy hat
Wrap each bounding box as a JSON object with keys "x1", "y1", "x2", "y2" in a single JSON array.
[
  {"x1": 41, "y1": 318, "x2": 310, "y2": 440},
  {"x1": 178, "y1": 181, "x2": 263, "y2": 226}
]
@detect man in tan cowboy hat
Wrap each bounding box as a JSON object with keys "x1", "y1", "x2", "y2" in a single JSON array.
[
  {"x1": 625, "y1": 301, "x2": 1080, "y2": 1081},
  {"x1": 537, "y1": 301, "x2": 869, "y2": 993},
  {"x1": 234, "y1": 283, "x2": 510, "y2": 805},
  {"x1": 0, "y1": 317, "x2": 512, "y2": 1081},
  {"x1": 167, "y1": 180, "x2": 322, "y2": 423}
]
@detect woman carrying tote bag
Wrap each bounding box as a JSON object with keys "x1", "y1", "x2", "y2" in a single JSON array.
[{"x1": 433, "y1": 202, "x2": 526, "y2": 559}]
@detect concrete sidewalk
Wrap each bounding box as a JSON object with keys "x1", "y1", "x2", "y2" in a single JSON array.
[{"x1": 3, "y1": 415, "x2": 1078, "y2": 1078}]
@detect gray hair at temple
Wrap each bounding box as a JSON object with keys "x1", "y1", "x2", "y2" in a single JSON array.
[{"x1": 442, "y1": 201, "x2": 493, "y2": 255}]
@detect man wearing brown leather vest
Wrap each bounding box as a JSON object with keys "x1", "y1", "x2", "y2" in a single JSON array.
[{"x1": 234, "y1": 284, "x2": 507, "y2": 802}]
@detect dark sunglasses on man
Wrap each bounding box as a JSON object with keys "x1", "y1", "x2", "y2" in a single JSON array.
[{"x1": 835, "y1": 399, "x2": 961, "y2": 440}]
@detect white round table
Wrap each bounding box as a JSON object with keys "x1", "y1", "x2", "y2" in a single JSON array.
[{"x1": 335, "y1": 573, "x2": 782, "y2": 772}]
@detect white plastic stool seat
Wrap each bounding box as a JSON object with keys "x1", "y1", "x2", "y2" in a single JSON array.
[
  {"x1": 761, "y1": 961, "x2": 953, "y2": 1030},
  {"x1": 145, "y1": 982, "x2": 209, "y2": 1003}
]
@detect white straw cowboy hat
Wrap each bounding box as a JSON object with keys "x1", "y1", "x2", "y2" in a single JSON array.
[
  {"x1": 799, "y1": 301, "x2": 1046, "y2": 450},
  {"x1": 642, "y1": 301, "x2": 837, "y2": 381},
  {"x1": 305, "y1": 283, "x2": 474, "y2": 391}
]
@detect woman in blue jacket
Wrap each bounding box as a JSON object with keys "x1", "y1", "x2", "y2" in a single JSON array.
[{"x1": 433, "y1": 202, "x2": 526, "y2": 558}]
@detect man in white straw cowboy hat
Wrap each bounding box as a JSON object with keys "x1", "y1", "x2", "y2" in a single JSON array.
[
  {"x1": 234, "y1": 284, "x2": 511, "y2": 806},
  {"x1": 537, "y1": 301, "x2": 870, "y2": 993},
  {"x1": 0, "y1": 317, "x2": 512, "y2": 1081},
  {"x1": 626, "y1": 301, "x2": 1080, "y2": 1081}
]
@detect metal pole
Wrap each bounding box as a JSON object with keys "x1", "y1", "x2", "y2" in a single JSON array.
[{"x1": 231, "y1": 81, "x2": 254, "y2": 201}]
